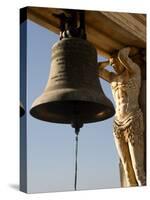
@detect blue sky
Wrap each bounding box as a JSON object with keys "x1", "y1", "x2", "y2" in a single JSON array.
[{"x1": 23, "y1": 19, "x2": 120, "y2": 193}]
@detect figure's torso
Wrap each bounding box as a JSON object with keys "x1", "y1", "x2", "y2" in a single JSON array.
[{"x1": 111, "y1": 70, "x2": 141, "y2": 122}]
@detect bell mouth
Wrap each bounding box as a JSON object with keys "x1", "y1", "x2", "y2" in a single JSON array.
[{"x1": 30, "y1": 100, "x2": 115, "y2": 124}]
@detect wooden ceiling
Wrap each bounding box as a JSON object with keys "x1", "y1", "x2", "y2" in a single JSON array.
[{"x1": 26, "y1": 7, "x2": 146, "y2": 58}]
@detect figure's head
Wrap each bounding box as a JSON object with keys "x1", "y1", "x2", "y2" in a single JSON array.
[{"x1": 109, "y1": 51, "x2": 125, "y2": 75}]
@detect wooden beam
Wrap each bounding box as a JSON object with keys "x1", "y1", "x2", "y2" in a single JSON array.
[
  {"x1": 27, "y1": 7, "x2": 146, "y2": 58},
  {"x1": 101, "y1": 12, "x2": 146, "y2": 43}
]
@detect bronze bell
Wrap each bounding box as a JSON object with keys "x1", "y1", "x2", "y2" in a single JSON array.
[{"x1": 30, "y1": 38, "x2": 115, "y2": 125}]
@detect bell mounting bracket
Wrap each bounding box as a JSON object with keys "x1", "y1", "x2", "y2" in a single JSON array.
[{"x1": 53, "y1": 9, "x2": 86, "y2": 40}]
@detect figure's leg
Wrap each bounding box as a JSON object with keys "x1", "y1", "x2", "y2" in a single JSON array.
[
  {"x1": 128, "y1": 129, "x2": 146, "y2": 186},
  {"x1": 113, "y1": 132, "x2": 138, "y2": 186}
]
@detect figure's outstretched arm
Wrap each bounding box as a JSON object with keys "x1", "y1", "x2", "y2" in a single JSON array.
[
  {"x1": 118, "y1": 47, "x2": 140, "y2": 74},
  {"x1": 98, "y1": 61, "x2": 116, "y2": 83}
]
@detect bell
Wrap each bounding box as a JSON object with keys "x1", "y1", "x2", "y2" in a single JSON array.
[
  {"x1": 20, "y1": 102, "x2": 25, "y2": 117},
  {"x1": 30, "y1": 38, "x2": 115, "y2": 125}
]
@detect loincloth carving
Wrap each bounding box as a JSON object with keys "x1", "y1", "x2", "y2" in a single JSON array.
[{"x1": 113, "y1": 109, "x2": 144, "y2": 145}]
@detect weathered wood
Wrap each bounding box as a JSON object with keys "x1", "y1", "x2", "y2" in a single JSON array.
[
  {"x1": 101, "y1": 12, "x2": 146, "y2": 43},
  {"x1": 27, "y1": 7, "x2": 146, "y2": 58},
  {"x1": 27, "y1": 7, "x2": 59, "y2": 33}
]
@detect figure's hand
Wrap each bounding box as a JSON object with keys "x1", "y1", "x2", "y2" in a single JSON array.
[
  {"x1": 109, "y1": 57, "x2": 115, "y2": 66},
  {"x1": 98, "y1": 61, "x2": 109, "y2": 70}
]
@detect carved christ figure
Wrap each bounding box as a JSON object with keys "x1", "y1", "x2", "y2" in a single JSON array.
[{"x1": 98, "y1": 47, "x2": 146, "y2": 186}]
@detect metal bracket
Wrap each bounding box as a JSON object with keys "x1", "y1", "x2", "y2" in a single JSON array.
[{"x1": 53, "y1": 10, "x2": 86, "y2": 40}]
